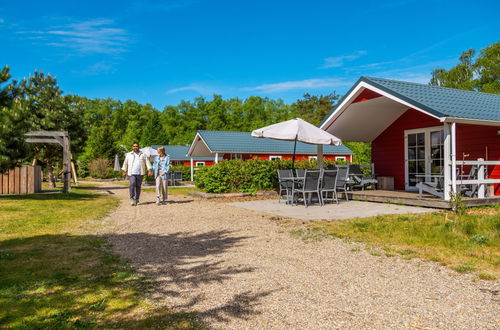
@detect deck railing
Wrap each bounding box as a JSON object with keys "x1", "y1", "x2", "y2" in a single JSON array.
[{"x1": 454, "y1": 159, "x2": 500, "y2": 198}]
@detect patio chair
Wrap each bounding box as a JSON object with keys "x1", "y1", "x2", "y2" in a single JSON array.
[
  {"x1": 458, "y1": 165, "x2": 479, "y2": 197},
  {"x1": 336, "y1": 165, "x2": 350, "y2": 200},
  {"x1": 349, "y1": 164, "x2": 378, "y2": 190},
  {"x1": 277, "y1": 169, "x2": 294, "y2": 203},
  {"x1": 321, "y1": 170, "x2": 338, "y2": 205},
  {"x1": 292, "y1": 169, "x2": 322, "y2": 207},
  {"x1": 417, "y1": 173, "x2": 444, "y2": 199},
  {"x1": 326, "y1": 164, "x2": 337, "y2": 170},
  {"x1": 295, "y1": 169, "x2": 305, "y2": 178},
  {"x1": 169, "y1": 171, "x2": 183, "y2": 186}
]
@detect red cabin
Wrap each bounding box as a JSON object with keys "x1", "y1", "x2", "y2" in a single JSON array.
[{"x1": 320, "y1": 77, "x2": 500, "y2": 201}]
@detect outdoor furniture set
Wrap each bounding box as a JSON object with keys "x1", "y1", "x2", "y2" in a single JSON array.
[
  {"x1": 417, "y1": 165, "x2": 480, "y2": 199},
  {"x1": 277, "y1": 164, "x2": 378, "y2": 207}
]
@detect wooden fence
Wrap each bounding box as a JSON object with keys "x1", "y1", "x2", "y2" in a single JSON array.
[{"x1": 0, "y1": 166, "x2": 42, "y2": 195}]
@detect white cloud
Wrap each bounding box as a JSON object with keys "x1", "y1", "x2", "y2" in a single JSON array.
[
  {"x1": 320, "y1": 50, "x2": 367, "y2": 69},
  {"x1": 243, "y1": 78, "x2": 351, "y2": 93},
  {"x1": 19, "y1": 19, "x2": 129, "y2": 55},
  {"x1": 165, "y1": 84, "x2": 216, "y2": 95}
]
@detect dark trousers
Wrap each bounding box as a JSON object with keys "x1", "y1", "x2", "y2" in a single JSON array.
[{"x1": 128, "y1": 175, "x2": 143, "y2": 200}]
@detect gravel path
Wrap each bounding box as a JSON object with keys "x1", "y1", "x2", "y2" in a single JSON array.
[{"x1": 101, "y1": 184, "x2": 499, "y2": 329}]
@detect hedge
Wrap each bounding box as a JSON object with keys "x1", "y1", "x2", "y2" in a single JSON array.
[{"x1": 194, "y1": 158, "x2": 344, "y2": 193}]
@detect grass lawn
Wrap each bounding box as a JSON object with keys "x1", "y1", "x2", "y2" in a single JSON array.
[
  {"x1": 0, "y1": 185, "x2": 203, "y2": 329},
  {"x1": 300, "y1": 206, "x2": 500, "y2": 280}
]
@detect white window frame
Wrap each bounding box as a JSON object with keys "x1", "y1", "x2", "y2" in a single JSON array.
[
  {"x1": 335, "y1": 156, "x2": 346, "y2": 161},
  {"x1": 195, "y1": 161, "x2": 205, "y2": 166},
  {"x1": 269, "y1": 155, "x2": 282, "y2": 160},
  {"x1": 308, "y1": 156, "x2": 317, "y2": 160}
]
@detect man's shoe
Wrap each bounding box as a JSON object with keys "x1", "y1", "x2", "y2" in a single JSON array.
[
  {"x1": 156, "y1": 198, "x2": 161, "y2": 205},
  {"x1": 130, "y1": 198, "x2": 135, "y2": 206}
]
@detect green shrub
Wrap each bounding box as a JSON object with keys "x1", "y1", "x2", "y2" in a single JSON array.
[
  {"x1": 194, "y1": 158, "x2": 344, "y2": 193},
  {"x1": 88, "y1": 158, "x2": 113, "y2": 179}
]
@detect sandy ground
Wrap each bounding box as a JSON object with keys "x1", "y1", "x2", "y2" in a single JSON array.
[{"x1": 99, "y1": 183, "x2": 499, "y2": 329}]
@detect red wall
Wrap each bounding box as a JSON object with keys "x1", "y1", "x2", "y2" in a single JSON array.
[
  {"x1": 372, "y1": 109, "x2": 443, "y2": 190},
  {"x1": 221, "y1": 153, "x2": 352, "y2": 162},
  {"x1": 456, "y1": 124, "x2": 500, "y2": 195},
  {"x1": 372, "y1": 109, "x2": 500, "y2": 194}
]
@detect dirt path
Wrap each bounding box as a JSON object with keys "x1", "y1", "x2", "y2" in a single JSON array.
[{"x1": 100, "y1": 183, "x2": 499, "y2": 329}]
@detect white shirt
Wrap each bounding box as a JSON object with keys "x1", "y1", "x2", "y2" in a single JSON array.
[{"x1": 131, "y1": 152, "x2": 142, "y2": 175}]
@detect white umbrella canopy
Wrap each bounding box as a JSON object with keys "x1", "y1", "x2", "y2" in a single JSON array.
[
  {"x1": 251, "y1": 118, "x2": 341, "y2": 146},
  {"x1": 140, "y1": 146, "x2": 159, "y2": 158},
  {"x1": 252, "y1": 118, "x2": 342, "y2": 169}
]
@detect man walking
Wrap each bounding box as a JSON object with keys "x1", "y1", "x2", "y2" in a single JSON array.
[{"x1": 122, "y1": 142, "x2": 152, "y2": 206}]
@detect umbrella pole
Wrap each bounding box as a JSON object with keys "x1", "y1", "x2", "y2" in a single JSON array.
[{"x1": 292, "y1": 136, "x2": 297, "y2": 172}]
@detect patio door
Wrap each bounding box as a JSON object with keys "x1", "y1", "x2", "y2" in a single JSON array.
[{"x1": 405, "y1": 127, "x2": 444, "y2": 190}]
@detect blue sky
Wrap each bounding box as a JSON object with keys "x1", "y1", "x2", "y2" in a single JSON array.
[{"x1": 1, "y1": 0, "x2": 499, "y2": 109}]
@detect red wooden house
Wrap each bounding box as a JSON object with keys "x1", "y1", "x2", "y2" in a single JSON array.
[{"x1": 320, "y1": 77, "x2": 500, "y2": 200}]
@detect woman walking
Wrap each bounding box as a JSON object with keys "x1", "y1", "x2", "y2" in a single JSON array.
[{"x1": 153, "y1": 146, "x2": 171, "y2": 205}]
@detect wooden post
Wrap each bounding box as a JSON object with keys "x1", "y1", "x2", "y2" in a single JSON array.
[
  {"x1": 2, "y1": 172, "x2": 8, "y2": 194},
  {"x1": 190, "y1": 157, "x2": 194, "y2": 181},
  {"x1": 443, "y1": 123, "x2": 451, "y2": 201},
  {"x1": 477, "y1": 158, "x2": 485, "y2": 198},
  {"x1": 62, "y1": 135, "x2": 71, "y2": 193},
  {"x1": 20, "y1": 166, "x2": 27, "y2": 194},
  {"x1": 317, "y1": 145, "x2": 324, "y2": 169},
  {"x1": 8, "y1": 169, "x2": 15, "y2": 194},
  {"x1": 71, "y1": 161, "x2": 78, "y2": 184},
  {"x1": 27, "y1": 166, "x2": 35, "y2": 193},
  {"x1": 0, "y1": 174, "x2": 3, "y2": 194},
  {"x1": 451, "y1": 122, "x2": 457, "y2": 194}
]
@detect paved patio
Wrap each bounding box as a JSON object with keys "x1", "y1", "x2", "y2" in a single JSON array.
[{"x1": 228, "y1": 199, "x2": 436, "y2": 220}]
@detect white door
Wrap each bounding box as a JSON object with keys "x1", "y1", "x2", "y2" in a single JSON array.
[{"x1": 405, "y1": 127, "x2": 444, "y2": 190}]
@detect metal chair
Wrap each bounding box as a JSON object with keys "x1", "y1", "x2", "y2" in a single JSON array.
[
  {"x1": 295, "y1": 169, "x2": 305, "y2": 178},
  {"x1": 336, "y1": 166, "x2": 350, "y2": 200},
  {"x1": 277, "y1": 169, "x2": 293, "y2": 203},
  {"x1": 321, "y1": 170, "x2": 338, "y2": 205},
  {"x1": 292, "y1": 169, "x2": 322, "y2": 207},
  {"x1": 169, "y1": 171, "x2": 183, "y2": 186}
]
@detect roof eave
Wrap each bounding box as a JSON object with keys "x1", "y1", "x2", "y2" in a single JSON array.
[{"x1": 440, "y1": 117, "x2": 500, "y2": 127}]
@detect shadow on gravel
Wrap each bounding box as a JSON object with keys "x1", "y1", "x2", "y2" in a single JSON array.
[
  {"x1": 1, "y1": 230, "x2": 273, "y2": 328},
  {"x1": 108, "y1": 230, "x2": 276, "y2": 324}
]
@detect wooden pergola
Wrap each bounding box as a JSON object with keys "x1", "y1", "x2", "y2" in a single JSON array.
[{"x1": 24, "y1": 131, "x2": 73, "y2": 193}]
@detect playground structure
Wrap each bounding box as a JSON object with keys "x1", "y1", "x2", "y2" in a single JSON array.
[{"x1": 24, "y1": 131, "x2": 76, "y2": 193}]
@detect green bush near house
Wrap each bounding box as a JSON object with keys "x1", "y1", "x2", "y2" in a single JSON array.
[{"x1": 194, "y1": 158, "x2": 342, "y2": 193}]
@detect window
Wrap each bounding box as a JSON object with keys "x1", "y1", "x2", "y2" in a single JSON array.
[
  {"x1": 308, "y1": 156, "x2": 317, "y2": 160},
  {"x1": 335, "y1": 156, "x2": 346, "y2": 161},
  {"x1": 231, "y1": 153, "x2": 243, "y2": 160},
  {"x1": 195, "y1": 162, "x2": 205, "y2": 166},
  {"x1": 269, "y1": 155, "x2": 282, "y2": 160}
]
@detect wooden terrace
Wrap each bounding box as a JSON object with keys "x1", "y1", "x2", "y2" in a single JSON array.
[{"x1": 341, "y1": 190, "x2": 500, "y2": 209}]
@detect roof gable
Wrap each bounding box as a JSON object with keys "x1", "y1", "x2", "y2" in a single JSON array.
[
  {"x1": 320, "y1": 77, "x2": 500, "y2": 127},
  {"x1": 196, "y1": 130, "x2": 353, "y2": 154}
]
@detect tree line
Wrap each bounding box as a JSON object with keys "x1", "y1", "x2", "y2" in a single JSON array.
[{"x1": 1, "y1": 41, "x2": 497, "y2": 178}]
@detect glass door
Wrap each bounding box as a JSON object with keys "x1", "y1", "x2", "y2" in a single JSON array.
[
  {"x1": 406, "y1": 132, "x2": 426, "y2": 189},
  {"x1": 405, "y1": 128, "x2": 444, "y2": 190}
]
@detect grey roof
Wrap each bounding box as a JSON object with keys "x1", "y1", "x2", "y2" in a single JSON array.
[
  {"x1": 151, "y1": 145, "x2": 214, "y2": 161},
  {"x1": 320, "y1": 76, "x2": 500, "y2": 126},
  {"x1": 197, "y1": 130, "x2": 353, "y2": 154}
]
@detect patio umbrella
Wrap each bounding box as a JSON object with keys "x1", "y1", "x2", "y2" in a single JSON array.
[
  {"x1": 251, "y1": 118, "x2": 341, "y2": 169},
  {"x1": 113, "y1": 154, "x2": 121, "y2": 172},
  {"x1": 140, "y1": 146, "x2": 159, "y2": 158}
]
